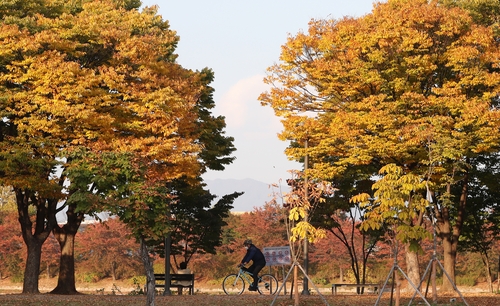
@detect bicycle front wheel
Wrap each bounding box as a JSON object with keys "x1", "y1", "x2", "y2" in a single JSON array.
[
  {"x1": 258, "y1": 274, "x2": 278, "y2": 295},
  {"x1": 222, "y1": 274, "x2": 245, "y2": 295}
]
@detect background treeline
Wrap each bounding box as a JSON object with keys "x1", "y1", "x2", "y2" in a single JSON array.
[{"x1": 2, "y1": 199, "x2": 499, "y2": 289}]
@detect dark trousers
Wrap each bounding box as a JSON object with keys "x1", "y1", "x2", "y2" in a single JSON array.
[{"x1": 248, "y1": 261, "x2": 266, "y2": 288}]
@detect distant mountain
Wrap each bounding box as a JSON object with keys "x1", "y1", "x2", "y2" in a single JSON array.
[{"x1": 204, "y1": 178, "x2": 288, "y2": 212}]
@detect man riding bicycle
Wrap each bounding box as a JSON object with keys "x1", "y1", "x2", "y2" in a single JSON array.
[{"x1": 238, "y1": 239, "x2": 266, "y2": 291}]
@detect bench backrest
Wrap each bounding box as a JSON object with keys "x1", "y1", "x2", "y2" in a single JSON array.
[
  {"x1": 154, "y1": 273, "x2": 194, "y2": 282},
  {"x1": 170, "y1": 274, "x2": 194, "y2": 282}
]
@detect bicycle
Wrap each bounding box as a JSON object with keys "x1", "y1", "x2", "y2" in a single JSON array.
[{"x1": 222, "y1": 267, "x2": 278, "y2": 295}]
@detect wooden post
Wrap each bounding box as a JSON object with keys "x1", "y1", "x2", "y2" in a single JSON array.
[
  {"x1": 164, "y1": 234, "x2": 172, "y2": 295},
  {"x1": 432, "y1": 259, "x2": 437, "y2": 302},
  {"x1": 294, "y1": 265, "x2": 299, "y2": 306}
]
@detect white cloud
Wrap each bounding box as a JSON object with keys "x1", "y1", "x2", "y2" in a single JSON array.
[
  {"x1": 202, "y1": 74, "x2": 300, "y2": 183},
  {"x1": 218, "y1": 75, "x2": 278, "y2": 129}
]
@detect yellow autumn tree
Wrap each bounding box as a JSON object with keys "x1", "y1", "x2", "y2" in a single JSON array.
[
  {"x1": 0, "y1": 0, "x2": 207, "y2": 295},
  {"x1": 260, "y1": 0, "x2": 500, "y2": 291}
]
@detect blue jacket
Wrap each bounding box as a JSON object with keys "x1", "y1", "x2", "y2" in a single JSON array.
[{"x1": 242, "y1": 244, "x2": 266, "y2": 265}]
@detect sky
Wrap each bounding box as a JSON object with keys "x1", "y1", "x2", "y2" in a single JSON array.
[{"x1": 141, "y1": 0, "x2": 377, "y2": 185}]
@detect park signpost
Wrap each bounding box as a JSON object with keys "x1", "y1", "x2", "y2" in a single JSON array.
[{"x1": 263, "y1": 246, "x2": 292, "y2": 266}]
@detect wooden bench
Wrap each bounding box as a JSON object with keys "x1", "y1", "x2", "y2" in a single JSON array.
[
  {"x1": 331, "y1": 283, "x2": 379, "y2": 295},
  {"x1": 154, "y1": 273, "x2": 195, "y2": 295}
]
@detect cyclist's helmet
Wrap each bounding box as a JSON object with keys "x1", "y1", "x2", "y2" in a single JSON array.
[{"x1": 243, "y1": 239, "x2": 252, "y2": 246}]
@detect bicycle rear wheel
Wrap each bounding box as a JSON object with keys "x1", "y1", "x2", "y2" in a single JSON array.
[
  {"x1": 222, "y1": 274, "x2": 245, "y2": 295},
  {"x1": 258, "y1": 274, "x2": 278, "y2": 295}
]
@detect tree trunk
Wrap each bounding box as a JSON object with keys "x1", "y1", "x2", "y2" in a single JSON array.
[
  {"x1": 140, "y1": 236, "x2": 155, "y2": 306},
  {"x1": 50, "y1": 204, "x2": 84, "y2": 294},
  {"x1": 442, "y1": 235, "x2": 457, "y2": 292},
  {"x1": 293, "y1": 265, "x2": 299, "y2": 306},
  {"x1": 23, "y1": 237, "x2": 44, "y2": 294},
  {"x1": 434, "y1": 175, "x2": 468, "y2": 292},
  {"x1": 486, "y1": 261, "x2": 493, "y2": 293},
  {"x1": 395, "y1": 272, "x2": 402, "y2": 306},
  {"x1": 497, "y1": 255, "x2": 500, "y2": 292},
  {"x1": 481, "y1": 253, "x2": 493, "y2": 293},
  {"x1": 111, "y1": 261, "x2": 117, "y2": 281},
  {"x1": 431, "y1": 259, "x2": 438, "y2": 303},
  {"x1": 50, "y1": 228, "x2": 79, "y2": 294},
  {"x1": 15, "y1": 189, "x2": 57, "y2": 294},
  {"x1": 405, "y1": 243, "x2": 420, "y2": 292}
]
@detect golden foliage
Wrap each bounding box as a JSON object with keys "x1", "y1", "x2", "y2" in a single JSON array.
[
  {"x1": 284, "y1": 172, "x2": 335, "y2": 244},
  {"x1": 260, "y1": 0, "x2": 500, "y2": 181},
  {"x1": 0, "y1": 0, "x2": 204, "y2": 190},
  {"x1": 260, "y1": 0, "x2": 500, "y2": 243}
]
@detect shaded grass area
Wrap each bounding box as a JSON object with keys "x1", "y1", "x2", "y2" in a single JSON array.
[{"x1": 0, "y1": 293, "x2": 497, "y2": 306}]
